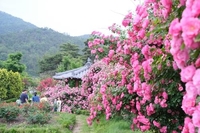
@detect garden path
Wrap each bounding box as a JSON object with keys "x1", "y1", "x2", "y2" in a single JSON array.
[{"x1": 72, "y1": 115, "x2": 84, "y2": 133}]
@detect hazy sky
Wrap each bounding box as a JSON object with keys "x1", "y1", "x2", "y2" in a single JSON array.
[{"x1": 0, "y1": 0, "x2": 139, "y2": 36}]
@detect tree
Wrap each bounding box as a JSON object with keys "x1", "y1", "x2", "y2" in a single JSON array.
[
  {"x1": 38, "y1": 53, "x2": 63, "y2": 73},
  {"x1": 81, "y1": 42, "x2": 95, "y2": 64},
  {"x1": 3, "y1": 52, "x2": 26, "y2": 73},
  {"x1": 59, "y1": 43, "x2": 80, "y2": 58},
  {"x1": 0, "y1": 69, "x2": 23, "y2": 99},
  {"x1": 57, "y1": 55, "x2": 83, "y2": 72}
]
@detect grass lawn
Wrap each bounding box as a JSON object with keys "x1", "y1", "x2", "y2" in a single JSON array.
[{"x1": 74, "y1": 115, "x2": 153, "y2": 133}]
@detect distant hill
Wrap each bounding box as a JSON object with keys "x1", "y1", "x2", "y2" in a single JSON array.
[
  {"x1": 0, "y1": 11, "x2": 90, "y2": 76},
  {"x1": 0, "y1": 11, "x2": 37, "y2": 35}
]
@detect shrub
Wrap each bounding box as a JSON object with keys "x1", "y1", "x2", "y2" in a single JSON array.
[
  {"x1": 0, "y1": 69, "x2": 23, "y2": 100},
  {"x1": 43, "y1": 83, "x2": 89, "y2": 113},
  {"x1": 58, "y1": 113, "x2": 76, "y2": 129},
  {"x1": 32, "y1": 102, "x2": 52, "y2": 112},
  {"x1": 21, "y1": 103, "x2": 32, "y2": 116},
  {"x1": 0, "y1": 104, "x2": 21, "y2": 121},
  {"x1": 37, "y1": 78, "x2": 57, "y2": 92},
  {"x1": 27, "y1": 110, "x2": 51, "y2": 124},
  {"x1": 4, "y1": 98, "x2": 18, "y2": 103}
]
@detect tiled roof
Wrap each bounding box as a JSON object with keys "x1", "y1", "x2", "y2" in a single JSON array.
[{"x1": 53, "y1": 58, "x2": 92, "y2": 80}]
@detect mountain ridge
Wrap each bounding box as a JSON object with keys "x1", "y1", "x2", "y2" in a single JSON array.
[{"x1": 0, "y1": 11, "x2": 90, "y2": 76}]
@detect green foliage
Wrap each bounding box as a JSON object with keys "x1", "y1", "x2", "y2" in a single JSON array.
[
  {"x1": 57, "y1": 113, "x2": 76, "y2": 129},
  {"x1": 57, "y1": 55, "x2": 83, "y2": 72},
  {"x1": 22, "y1": 76, "x2": 39, "y2": 89},
  {"x1": 0, "y1": 127, "x2": 61, "y2": 133},
  {"x1": 6, "y1": 70, "x2": 23, "y2": 99},
  {"x1": 0, "y1": 22, "x2": 88, "y2": 76},
  {"x1": 3, "y1": 52, "x2": 26, "y2": 73},
  {"x1": 60, "y1": 43, "x2": 80, "y2": 58},
  {"x1": 0, "y1": 69, "x2": 8, "y2": 99},
  {"x1": 0, "y1": 103, "x2": 75, "y2": 133},
  {"x1": 38, "y1": 53, "x2": 63, "y2": 73},
  {"x1": 0, "y1": 11, "x2": 37, "y2": 35},
  {"x1": 0, "y1": 103, "x2": 21, "y2": 121},
  {"x1": 21, "y1": 102, "x2": 52, "y2": 117},
  {"x1": 34, "y1": 102, "x2": 52, "y2": 113},
  {"x1": 0, "y1": 69, "x2": 23, "y2": 99},
  {"x1": 83, "y1": 114, "x2": 152, "y2": 133},
  {"x1": 4, "y1": 98, "x2": 18, "y2": 103},
  {"x1": 27, "y1": 110, "x2": 51, "y2": 124},
  {"x1": 74, "y1": 109, "x2": 90, "y2": 115}
]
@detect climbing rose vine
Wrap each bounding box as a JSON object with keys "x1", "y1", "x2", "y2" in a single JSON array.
[{"x1": 82, "y1": 0, "x2": 200, "y2": 133}]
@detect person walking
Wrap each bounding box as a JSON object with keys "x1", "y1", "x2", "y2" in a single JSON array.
[{"x1": 32, "y1": 92, "x2": 40, "y2": 103}]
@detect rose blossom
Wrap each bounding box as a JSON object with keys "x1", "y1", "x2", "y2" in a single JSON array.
[
  {"x1": 180, "y1": 65, "x2": 196, "y2": 82},
  {"x1": 193, "y1": 69, "x2": 200, "y2": 89}
]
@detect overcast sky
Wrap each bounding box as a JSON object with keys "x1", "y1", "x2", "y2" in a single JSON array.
[{"x1": 0, "y1": 0, "x2": 139, "y2": 36}]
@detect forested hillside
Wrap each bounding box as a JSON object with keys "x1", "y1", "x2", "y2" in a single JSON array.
[
  {"x1": 0, "y1": 11, "x2": 37, "y2": 35},
  {"x1": 0, "y1": 11, "x2": 90, "y2": 76}
]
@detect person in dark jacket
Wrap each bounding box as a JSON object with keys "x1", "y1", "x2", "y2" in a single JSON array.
[{"x1": 20, "y1": 89, "x2": 29, "y2": 104}]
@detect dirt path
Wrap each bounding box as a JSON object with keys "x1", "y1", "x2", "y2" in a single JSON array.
[{"x1": 72, "y1": 115, "x2": 84, "y2": 133}]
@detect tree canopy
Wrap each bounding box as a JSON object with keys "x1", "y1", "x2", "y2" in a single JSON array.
[{"x1": 1, "y1": 52, "x2": 26, "y2": 73}]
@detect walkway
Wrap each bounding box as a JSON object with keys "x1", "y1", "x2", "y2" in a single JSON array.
[
  {"x1": 72, "y1": 115, "x2": 93, "y2": 133},
  {"x1": 73, "y1": 115, "x2": 84, "y2": 133}
]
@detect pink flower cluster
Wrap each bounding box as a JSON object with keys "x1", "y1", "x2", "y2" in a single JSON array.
[
  {"x1": 80, "y1": 0, "x2": 200, "y2": 132},
  {"x1": 43, "y1": 81, "x2": 89, "y2": 113},
  {"x1": 169, "y1": 0, "x2": 200, "y2": 132}
]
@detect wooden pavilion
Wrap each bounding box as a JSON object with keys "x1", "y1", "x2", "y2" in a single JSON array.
[{"x1": 53, "y1": 58, "x2": 92, "y2": 87}]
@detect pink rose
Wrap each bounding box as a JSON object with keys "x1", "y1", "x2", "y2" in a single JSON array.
[
  {"x1": 170, "y1": 37, "x2": 183, "y2": 55},
  {"x1": 169, "y1": 18, "x2": 181, "y2": 36},
  {"x1": 185, "y1": 81, "x2": 197, "y2": 98},
  {"x1": 193, "y1": 69, "x2": 200, "y2": 89},
  {"x1": 162, "y1": 91, "x2": 168, "y2": 100},
  {"x1": 180, "y1": 65, "x2": 196, "y2": 82},
  {"x1": 174, "y1": 48, "x2": 190, "y2": 69},
  {"x1": 195, "y1": 58, "x2": 200, "y2": 67},
  {"x1": 192, "y1": 109, "x2": 200, "y2": 127},
  {"x1": 160, "y1": 126, "x2": 167, "y2": 133},
  {"x1": 192, "y1": 0, "x2": 200, "y2": 16},
  {"x1": 182, "y1": 94, "x2": 196, "y2": 115},
  {"x1": 153, "y1": 120, "x2": 160, "y2": 128},
  {"x1": 179, "y1": 0, "x2": 186, "y2": 6},
  {"x1": 181, "y1": 17, "x2": 200, "y2": 36},
  {"x1": 108, "y1": 50, "x2": 115, "y2": 58}
]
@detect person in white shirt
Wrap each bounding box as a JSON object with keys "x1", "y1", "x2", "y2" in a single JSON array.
[
  {"x1": 57, "y1": 97, "x2": 62, "y2": 112},
  {"x1": 16, "y1": 97, "x2": 21, "y2": 106}
]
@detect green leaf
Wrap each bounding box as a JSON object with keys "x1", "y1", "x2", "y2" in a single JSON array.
[{"x1": 195, "y1": 34, "x2": 200, "y2": 42}]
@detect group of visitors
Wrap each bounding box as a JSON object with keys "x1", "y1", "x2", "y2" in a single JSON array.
[
  {"x1": 16, "y1": 89, "x2": 44, "y2": 105},
  {"x1": 16, "y1": 89, "x2": 62, "y2": 112}
]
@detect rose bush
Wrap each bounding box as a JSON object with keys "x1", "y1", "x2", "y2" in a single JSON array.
[
  {"x1": 81, "y1": 0, "x2": 200, "y2": 133},
  {"x1": 43, "y1": 81, "x2": 89, "y2": 113}
]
